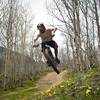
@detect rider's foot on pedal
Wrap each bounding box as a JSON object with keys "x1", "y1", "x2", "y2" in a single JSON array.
[{"x1": 55, "y1": 58, "x2": 60, "y2": 64}]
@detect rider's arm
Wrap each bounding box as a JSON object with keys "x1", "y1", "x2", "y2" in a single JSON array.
[
  {"x1": 51, "y1": 28, "x2": 57, "y2": 34},
  {"x1": 33, "y1": 34, "x2": 40, "y2": 48},
  {"x1": 34, "y1": 34, "x2": 40, "y2": 42}
]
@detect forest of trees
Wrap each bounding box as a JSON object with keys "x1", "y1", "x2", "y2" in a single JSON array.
[
  {"x1": 46, "y1": 0, "x2": 100, "y2": 72},
  {"x1": 0, "y1": 0, "x2": 100, "y2": 90},
  {"x1": 0, "y1": 0, "x2": 46, "y2": 90}
]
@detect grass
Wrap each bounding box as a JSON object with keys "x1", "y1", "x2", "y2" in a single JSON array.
[
  {"x1": 38, "y1": 67, "x2": 100, "y2": 100},
  {"x1": 0, "y1": 70, "x2": 48, "y2": 100},
  {"x1": 0, "y1": 87, "x2": 38, "y2": 100},
  {"x1": 0, "y1": 67, "x2": 100, "y2": 100}
]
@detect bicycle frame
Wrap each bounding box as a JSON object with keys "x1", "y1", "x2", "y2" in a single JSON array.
[{"x1": 33, "y1": 43, "x2": 60, "y2": 74}]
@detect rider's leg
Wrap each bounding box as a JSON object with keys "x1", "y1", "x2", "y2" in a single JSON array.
[
  {"x1": 54, "y1": 43, "x2": 60, "y2": 64},
  {"x1": 46, "y1": 40, "x2": 60, "y2": 64}
]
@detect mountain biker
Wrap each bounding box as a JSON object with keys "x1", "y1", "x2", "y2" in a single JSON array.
[{"x1": 33, "y1": 23, "x2": 60, "y2": 66}]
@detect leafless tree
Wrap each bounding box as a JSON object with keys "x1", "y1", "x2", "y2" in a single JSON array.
[
  {"x1": 0, "y1": 0, "x2": 44, "y2": 89},
  {"x1": 46, "y1": 0, "x2": 100, "y2": 72}
]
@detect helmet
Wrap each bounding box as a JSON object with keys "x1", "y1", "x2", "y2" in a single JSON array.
[{"x1": 37, "y1": 23, "x2": 45, "y2": 30}]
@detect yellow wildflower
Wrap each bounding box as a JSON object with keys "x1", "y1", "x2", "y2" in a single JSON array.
[
  {"x1": 86, "y1": 89, "x2": 92, "y2": 96},
  {"x1": 60, "y1": 84, "x2": 64, "y2": 88},
  {"x1": 48, "y1": 93, "x2": 52, "y2": 96},
  {"x1": 88, "y1": 86, "x2": 92, "y2": 90},
  {"x1": 46, "y1": 89, "x2": 51, "y2": 93},
  {"x1": 53, "y1": 91, "x2": 56, "y2": 94}
]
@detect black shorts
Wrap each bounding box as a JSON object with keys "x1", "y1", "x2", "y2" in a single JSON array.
[{"x1": 41, "y1": 40, "x2": 57, "y2": 50}]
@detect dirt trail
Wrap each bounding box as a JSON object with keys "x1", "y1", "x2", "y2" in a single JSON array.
[
  {"x1": 0, "y1": 70, "x2": 67, "y2": 98},
  {"x1": 37, "y1": 70, "x2": 67, "y2": 91}
]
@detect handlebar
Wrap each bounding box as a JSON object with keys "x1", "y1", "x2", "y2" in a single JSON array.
[{"x1": 33, "y1": 35, "x2": 54, "y2": 48}]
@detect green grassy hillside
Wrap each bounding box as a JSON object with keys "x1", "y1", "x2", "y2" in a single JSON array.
[{"x1": 39, "y1": 67, "x2": 100, "y2": 100}]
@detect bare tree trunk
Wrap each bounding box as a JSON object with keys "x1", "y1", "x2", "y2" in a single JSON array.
[
  {"x1": 93, "y1": 0, "x2": 100, "y2": 45},
  {"x1": 4, "y1": 0, "x2": 14, "y2": 89},
  {"x1": 72, "y1": 0, "x2": 83, "y2": 71},
  {"x1": 93, "y1": 0, "x2": 100, "y2": 65},
  {"x1": 70, "y1": 36, "x2": 77, "y2": 72}
]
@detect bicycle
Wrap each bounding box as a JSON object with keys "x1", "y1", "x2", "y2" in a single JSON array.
[{"x1": 33, "y1": 37, "x2": 60, "y2": 74}]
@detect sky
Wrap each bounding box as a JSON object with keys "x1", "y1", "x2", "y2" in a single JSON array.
[
  {"x1": 24, "y1": 0, "x2": 51, "y2": 26},
  {"x1": 23, "y1": 0, "x2": 65, "y2": 47},
  {"x1": 31, "y1": 0, "x2": 49, "y2": 23}
]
